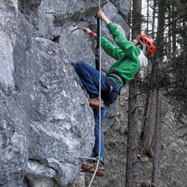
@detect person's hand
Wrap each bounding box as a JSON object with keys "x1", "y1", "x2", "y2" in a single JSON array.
[
  {"x1": 83, "y1": 28, "x2": 96, "y2": 36},
  {"x1": 97, "y1": 10, "x2": 111, "y2": 24},
  {"x1": 83, "y1": 28, "x2": 92, "y2": 35},
  {"x1": 97, "y1": 10, "x2": 105, "y2": 20}
]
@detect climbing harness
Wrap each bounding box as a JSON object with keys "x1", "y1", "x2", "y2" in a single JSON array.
[
  {"x1": 78, "y1": 1, "x2": 102, "y2": 187},
  {"x1": 107, "y1": 73, "x2": 124, "y2": 88}
]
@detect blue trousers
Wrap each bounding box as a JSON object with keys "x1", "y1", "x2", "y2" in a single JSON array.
[{"x1": 75, "y1": 61, "x2": 119, "y2": 163}]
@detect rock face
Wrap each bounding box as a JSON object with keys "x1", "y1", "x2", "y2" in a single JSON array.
[
  {"x1": 2, "y1": 1, "x2": 186, "y2": 187},
  {"x1": 0, "y1": 0, "x2": 130, "y2": 186}
]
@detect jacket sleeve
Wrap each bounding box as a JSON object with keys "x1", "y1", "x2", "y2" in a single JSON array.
[
  {"x1": 94, "y1": 35, "x2": 124, "y2": 60},
  {"x1": 107, "y1": 22, "x2": 140, "y2": 59}
]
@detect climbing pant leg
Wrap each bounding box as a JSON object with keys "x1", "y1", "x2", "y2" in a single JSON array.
[
  {"x1": 93, "y1": 104, "x2": 108, "y2": 163},
  {"x1": 103, "y1": 79, "x2": 120, "y2": 105},
  {"x1": 75, "y1": 61, "x2": 120, "y2": 164},
  {"x1": 75, "y1": 61, "x2": 109, "y2": 96}
]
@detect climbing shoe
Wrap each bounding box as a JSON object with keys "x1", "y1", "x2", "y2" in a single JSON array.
[
  {"x1": 88, "y1": 96, "x2": 105, "y2": 110},
  {"x1": 81, "y1": 161, "x2": 105, "y2": 177}
]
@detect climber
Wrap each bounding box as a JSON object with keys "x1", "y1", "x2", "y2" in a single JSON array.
[{"x1": 75, "y1": 10, "x2": 156, "y2": 177}]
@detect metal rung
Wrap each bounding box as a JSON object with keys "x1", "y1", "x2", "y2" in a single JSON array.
[
  {"x1": 78, "y1": 156, "x2": 97, "y2": 161},
  {"x1": 78, "y1": 156, "x2": 102, "y2": 161}
]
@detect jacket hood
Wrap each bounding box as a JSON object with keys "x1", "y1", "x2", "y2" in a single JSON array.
[{"x1": 138, "y1": 50, "x2": 148, "y2": 67}]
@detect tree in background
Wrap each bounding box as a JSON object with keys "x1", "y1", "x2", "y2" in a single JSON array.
[
  {"x1": 151, "y1": 0, "x2": 166, "y2": 185},
  {"x1": 125, "y1": 0, "x2": 186, "y2": 186},
  {"x1": 139, "y1": 0, "x2": 186, "y2": 186},
  {"x1": 163, "y1": 0, "x2": 187, "y2": 138},
  {"x1": 125, "y1": 0, "x2": 142, "y2": 186}
]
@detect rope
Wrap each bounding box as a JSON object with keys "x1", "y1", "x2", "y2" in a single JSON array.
[
  {"x1": 88, "y1": 1, "x2": 102, "y2": 186},
  {"x1": 99, "y1": 0, "x2": 101, "y2": 9}
]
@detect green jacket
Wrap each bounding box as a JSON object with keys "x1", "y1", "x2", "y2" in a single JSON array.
[{"x1": 95, "y1": 22, "x2": 148, "y2": 88}]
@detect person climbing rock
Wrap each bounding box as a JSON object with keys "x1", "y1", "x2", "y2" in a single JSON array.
[{"x1": 75, "y1": 10, "x2": 156, "y2": 177}]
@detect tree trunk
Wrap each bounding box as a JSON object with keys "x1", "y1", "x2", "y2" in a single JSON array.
[
  {"x1": 151, "y1": 0, "x2": 165, "y2": 186},
  {"x1": 152, "y1": 89, "x2": 161, "y2": 187},
  {"x1": 146, "y1": 0, "x2": 149, "y2": 34},
  {"x1": 168, "y1": 5, "x2": 172, "y2": 56},
  {"x1": 126, "y1": 78, "x2": 139, "y2": 187},
  {"x1": 152, "y1": 0, "x2": 156, "y2": 38},
  {"x1": 140, "y1": 0, "x2": 157, "y2": 158},
  {"x1": 141, "y1": 91, "x2": 156, "y2": 158},
  {"x1": 125, "y1": 0, "x2": 142, "y2": 187},
  {"x1": 172, "y1": 5, "x2": 177, "y2": 57}
]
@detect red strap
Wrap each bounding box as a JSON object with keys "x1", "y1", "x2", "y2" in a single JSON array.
[{"x1": 89, "y1": 31, "x2": 95, "y2": 36}]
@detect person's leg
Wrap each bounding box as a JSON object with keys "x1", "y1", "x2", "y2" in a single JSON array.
[
  {"x1": 91, "y1": 81, "x2": 119, "y2": 163},
  {"x1": 92, "y1": 104, "x2": 108, "y2": 163},
  {"x1": 103, "y1": 80, "x2": 120, "y2": 105},
  {"x1": 75, "y1": 61, "x2": 109, "y2": 96},
  {"x1": 81, "y1": 110, "x2": 106, "y2": 177}
]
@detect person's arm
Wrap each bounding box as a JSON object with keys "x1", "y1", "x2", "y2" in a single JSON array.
[
  {"x1": 107, "y1": 23, "x2": 137, "y2": 55},
  {"x1": 97, "y1": 35, "x2": 124, "y2": 60},
  {"x1": 97, "y1": 10, "x2": 140, "y2": 58},
  {"x1": 84, "y1": 28, "x2": 124, "y2": 60}
]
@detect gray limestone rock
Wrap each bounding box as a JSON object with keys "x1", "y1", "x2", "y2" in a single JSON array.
[
  {"x1": 110, "y1": 0, "x2": 131, "y2": 16},
  {"x1": 0, "y1": 1, "x2": 27, "y2": 187},
  {"x1": 0, "y1": 95, "x2": 28, "y2": 187},
  {"x1": 0, "y1": 0, "x2": 18, "y2": 94},
  {"x1": 26, "y1": 160, "x2": 56, "y2": 179},
  {"x1": 0, "y1": 0, "x2": 131, "y2": 187},
  {"x1": 13, "y1": 13, "x2": 95, "y2": 186},
  {"x1": 0, "y1": 29, "x2": 15, "y2": 93},
  {"x1": 0, "y1": 0, "x2": 18, "y2": 44},
  {"x1": 25, "y1": 175, "x2": 59, "y2": 187},
  {"x1": 1, "y1": 0, "x2": 187, "y2": 187}
]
